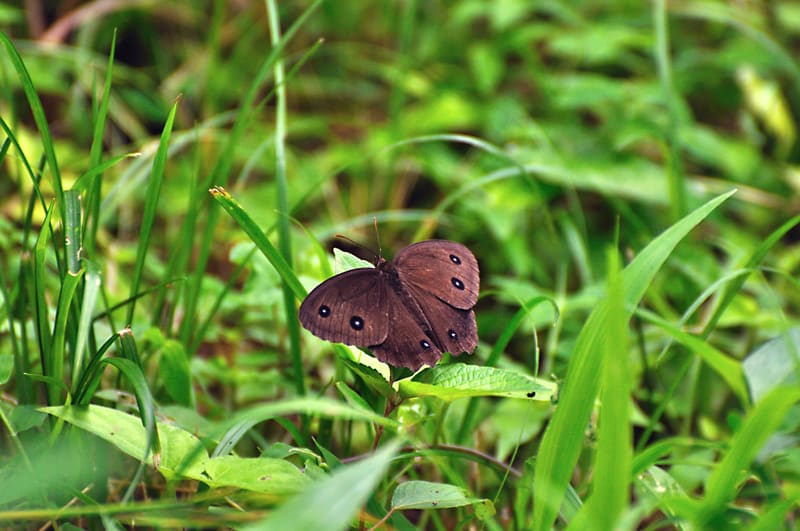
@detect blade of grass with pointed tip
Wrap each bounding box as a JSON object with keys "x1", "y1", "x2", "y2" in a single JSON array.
[
  {"x1": 567, "y1": 249, "x2": 631, "y2": 530},
  {"x1": 73, "y1": 332, "x2": 119, "y2": 405},
  {"x1": 638, "y1": 213, "x2": 800, "y2": 450},
  {"x1": 104, "y1": 339, "x2": 160, "y2": 503},
  {"x1": 0, "y1": 32, "x2": 64, "y2": 225},
  {"x1": 84, "y1": 28, "x2": 117, "y2": 256},
  {"x1": 209, "y1": 187, "x2": 305, "y2": 298},
  {"x1": 254, "y1": 440, "x2": 402, "y2": 531},
  {"x1": 126, "y1": 100, "x2": 177, "y2": 325},
  {"x1": 532, "y1": 189, "x2": 736, "y2": 531}
]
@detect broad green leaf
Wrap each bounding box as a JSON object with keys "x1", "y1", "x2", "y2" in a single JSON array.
[
  {"x1": 40, "y1": 404, "x2": 207, "y2": 480},
  {"x1": 40, "y1": 404, "x2": 312, "y2": 497},
  {"x1": 333, "y1": 247, "x2": 373, "y2": 270},
  {"x1": 391, "y1": 480, "x2": 495, "y2": 519},
  {"x1": 202, "y1": 455, "x2": 309, "y2": 494},
  {"x1": 400, "y1": 364, "x2": 555, "y2": 401},
  {"x1": 340, "y1": 349, "x2": 394, "y2": 394}
]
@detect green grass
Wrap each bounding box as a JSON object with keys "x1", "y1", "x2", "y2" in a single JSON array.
[{"x1": 1, "y1": 1, "x2": 800, "y2": 529}]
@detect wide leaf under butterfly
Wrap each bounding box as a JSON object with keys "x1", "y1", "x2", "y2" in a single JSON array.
[{"x1": 299, "y1": 240, "x2": 479, "y2": 370}]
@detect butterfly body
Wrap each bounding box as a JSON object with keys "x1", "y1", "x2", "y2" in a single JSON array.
[{"x1": 299, "y1": 240, "x2": 479, "y2": 370}]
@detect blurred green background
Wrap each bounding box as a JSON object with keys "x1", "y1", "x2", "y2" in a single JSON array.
[{"x1": 1, "y1": 1, "x2": 799, "y2": 529}]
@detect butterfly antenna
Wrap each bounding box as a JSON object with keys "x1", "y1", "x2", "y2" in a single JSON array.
[
  {"x1": 373, "y1": 217, "x2": 382, "y2": 259},
  {"x1": 333, "y1": 233, "x2": 380, "y2": 262}
]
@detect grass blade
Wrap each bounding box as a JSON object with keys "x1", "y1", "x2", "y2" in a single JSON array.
[
  {"x1": 267, "y1": 0, "x2": 307, "y2": 412},
  {"x1": 567, "y1": 249, "x2": 631, "y2": 530},
  {"x1": 126, "y1": 100, "x2": 178, "y2": 325},
  {"x1": 84, "y1": 28, "x2": 117, "y2": 256},
  {"x1": 179, "y1": 0, "x2": 323, "y2": 347},
  {"x1": 532, "y1": 189, "x2": 736, "y2": 530},
  {"x1": 255, "y1": 439, "x2": 402, "y2": 531},
  {"x1": 33, "y1": 203, "x2": 55, "y2": 402},
  {"x1": 0, "y1": 32, "x2": 64, "y2": 224},
  {"x1": 209, "y1": 187, "x2": 305, "y2": 298},
  {"x1": 697, "y1": 385, "x2": 800, "y2": 525}
]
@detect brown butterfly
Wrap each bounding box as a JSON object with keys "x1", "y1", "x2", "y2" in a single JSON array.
[{"x1": 299, "y1": 240, "x2": 479, "y2": 370}]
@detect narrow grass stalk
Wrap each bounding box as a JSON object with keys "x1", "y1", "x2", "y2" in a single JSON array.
[
  {"x1": 33, "y1": 204, "x2": 55, "y2": 403},
  {"x1": 653, "y1": 0, "x2": 688, "y2": 219},
  {"x1": 48, "y1": 190, "x2": 84, "y2": 404},
  {"x1": 567, "y1": 249, "x2": 631, "y2": 530},
  {"x1": 115, "y1": 330, "x2": 161, "y2": 502},
  {"x1": 180, "y1": 0, "x2": 322, "y2": 351},
  {"x1": 153, "y1": 136, "x2": 201, "y2": 330},
  {"x1": 266, "y1": 0, "x2": 306, "y2": 403},
  {"x1": 71, "y1": 261, "x2": 102, "y2": 388},
  {"x1": 83, "y1": 29, "x2": 117, "y2": 257}
]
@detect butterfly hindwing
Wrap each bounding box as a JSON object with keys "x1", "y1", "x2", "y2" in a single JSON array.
[
  {"x1": 403, "y1": 282, "x2": 478, "y2": 356},
  {"x1": 369, "y1": 287, "x2": 443, "y2": 370},
  {"x1": 393, "y1": 240, "x2": 479, "y2": 310},
  {"x1": 298, "y1": 268, "x2": 389, "y2": 346}
]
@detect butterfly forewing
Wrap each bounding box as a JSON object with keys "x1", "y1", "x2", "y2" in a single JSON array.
[
  {"x1": 298, "y1": 268, "x2": 389, "y2": 346},
  {"x1": 393, "y1": 240, "x2": 479, "y2": 310}
]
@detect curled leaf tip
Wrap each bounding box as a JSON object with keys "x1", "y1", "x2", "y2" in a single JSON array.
[{"x1": 209, "y1": 186, "x2": 228, "y2": 197}]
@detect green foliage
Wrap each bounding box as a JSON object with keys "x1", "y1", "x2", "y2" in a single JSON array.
[{"x1": 1, "y1": 1, "x2": 800, "y2": 529}]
